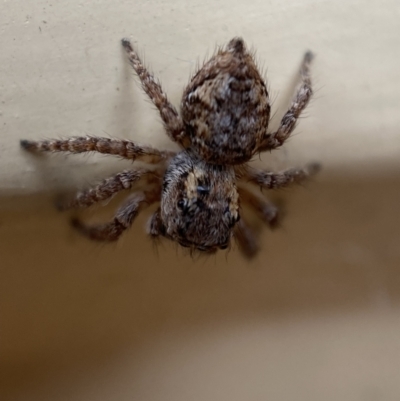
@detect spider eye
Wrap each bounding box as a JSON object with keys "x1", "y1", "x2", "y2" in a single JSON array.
[
  {"x1": 177, "y1": 199, "x2": 187, "y2": 210},
  {"x1": 197, "y1": 185, "x2": 210, "y2": 195}
]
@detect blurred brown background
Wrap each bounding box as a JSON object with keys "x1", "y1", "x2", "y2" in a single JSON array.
[{"x1": 1, "y1": 0, "x2": 400, "y2": 400}]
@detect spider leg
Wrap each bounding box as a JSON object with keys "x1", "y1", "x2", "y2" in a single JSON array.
[
  {"x1": 237, "y1": 186, "x2": 280, "y2": 228},
  {"x1": 121, "y1": 38, "x2": 184, "y2": 144},
  {"x1": 241, "y1": 163, "x2": 321, "y2": 190},
  {"x1": 147, "y1": 208, "x2": 165, "y2": 239},
  {"x1": 20, "y1": 137, "x2": 174, "y2": 163},
  {"x1": 58, "y1": 169, "x2": 159, "y2": 211},
  {"x1": 234, "y1": 217, "x2": 259, "y2": 259},
  {"x1": 71, "y1": 189, "x2": 160, "y2": 242},
  {"x1": 258, "y1": 51, "x2": 314, "y2": 152}
]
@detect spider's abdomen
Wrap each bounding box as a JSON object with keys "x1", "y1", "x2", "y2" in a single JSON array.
[{"x1": 181, "y1": 37, "x2": 271, "y2": 165}]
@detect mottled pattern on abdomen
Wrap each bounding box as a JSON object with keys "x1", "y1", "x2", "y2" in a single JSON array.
[{"x1": 181, "y1": 40, "x2": 270, "y2": 165}]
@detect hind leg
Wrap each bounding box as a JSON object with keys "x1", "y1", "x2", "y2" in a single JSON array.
[
  {"x1": 121, "y1": 38, "x2": 184, "y2": 143},
  {"x1": 259, "y1": 51, "x2": 314, "y2": 151}
]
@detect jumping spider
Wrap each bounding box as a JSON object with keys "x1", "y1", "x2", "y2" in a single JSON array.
[{"x1": 21, "y1": 37, "x2": 320, "y2": 258}]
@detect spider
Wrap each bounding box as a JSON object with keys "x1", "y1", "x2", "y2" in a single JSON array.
[{"x1": 21, "y1": 37, "x2": 320, "y2": 258}]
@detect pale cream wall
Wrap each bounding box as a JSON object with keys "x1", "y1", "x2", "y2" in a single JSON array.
[{"x1": 1, "y1": 1, "x2": 400, "y2": 400}]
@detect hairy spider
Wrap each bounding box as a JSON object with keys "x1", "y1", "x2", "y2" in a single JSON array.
[{"x1": 21, "y1": 37, "x2": 320, "y2": 258}]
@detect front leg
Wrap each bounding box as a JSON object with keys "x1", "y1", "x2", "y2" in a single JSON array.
[
  {"x1": 147, "y1": 208, "x2": 166, "y2": 239},
  {"x1": 72, "y1": 189, "x2": 160, "y2": 242},
  {"x1": 234, "y1": 218, "x2": 260, "y2": 259},
  {"x1": 238, "y1": 186, "x2": 280, "y2": 228}
]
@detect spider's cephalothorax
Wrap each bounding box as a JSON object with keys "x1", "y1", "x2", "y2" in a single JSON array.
[
  {"x1": 156, "y1": 150, "x2": 239, "y2": 252},
  {"x1": 21, "y1": 37, "x2": 320, "y2": 258}
]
